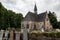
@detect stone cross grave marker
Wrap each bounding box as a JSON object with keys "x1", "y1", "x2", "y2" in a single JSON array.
[
  {"x1": 0, "y1": 30, "x2": 4, "y2": 40},
  {"x1": 23, "y1": 29, "x2": 28, "y2": 40},
  {"x1": 10, "y1": 30, "x2": 14, "y2": 40},
  {"x1": 15, "y1": 31, "x2": 20, "y2": 40},
  {"x1": 4, "y1": 30, "x2": 9, "y2": 40}
]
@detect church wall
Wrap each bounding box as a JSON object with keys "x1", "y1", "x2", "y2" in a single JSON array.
[
  {"x1": 44, "y1": 13, "x2": 52, "y2": 31},
  {"x1": 36, "y1": 22, "x2": 44, "y2": 30},
  {"x1": 21, "y1": 21, "x2": 44, "y2": 31},
  {"x1": 21, "y1": 21, "x2": 37, "y2": 30}
]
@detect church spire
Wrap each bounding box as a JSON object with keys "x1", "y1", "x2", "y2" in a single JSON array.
[{"x1": 34, "y1": 4, "x2": 37, "y2": 14}]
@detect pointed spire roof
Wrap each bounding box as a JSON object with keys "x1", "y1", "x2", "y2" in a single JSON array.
[{"x1": 34, "y1": 4, "x2": 37, "y2": 11}]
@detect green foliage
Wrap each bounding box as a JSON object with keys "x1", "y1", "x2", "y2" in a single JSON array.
[
  {"x1": 57, "y1": 22, "x2": 60, "y2": 28},
  {"x1": 0, "y1": 2, "x2": 23, "y2": 30},
  {"x1": 0, "y1": 2, "x2": 60, "y2": 29},
  {"x1": 48, "y1": 11, "x2": 60, "y2": 29}
]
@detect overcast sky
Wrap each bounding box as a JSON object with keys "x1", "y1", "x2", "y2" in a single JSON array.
[{"x1": 0, "y1": 0, "x2": 60, "y2": 21}]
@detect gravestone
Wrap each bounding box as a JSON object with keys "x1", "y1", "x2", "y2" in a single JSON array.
[
  {"x1": 0, "y1": 30, "x2": 4, "y2": 40},
  {"x1": 23, "y1": 29, "x2": 28, "y2": 40},
  {"x1": 9, "y1": 30, "x2": 14, "y2": 40},
  {"x1": 15, "y1": 31, "x2": 20, "y2": 40},
  {"x1": 4, "y1": 30, "x2": 9, "y2": 40},
  {"x1": 41, "y1": 28, "x2": 44, "y2": 32}
]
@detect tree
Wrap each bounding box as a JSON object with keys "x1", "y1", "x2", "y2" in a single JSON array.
[
  {"x1": 15, "y1": 13, "x2": 23, "y2": 28},
  {"x1": 0, "y1": 2, "x2": 23, "y2": 29},
  {"x1": 0, "y1": 2, "x2": 7, "y2": 29},
  {"x1": 48, "y1": 11, "x2": 59, "y2": 29}
]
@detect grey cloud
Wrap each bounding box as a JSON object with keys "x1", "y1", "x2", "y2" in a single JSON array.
[
  {"x1": 0, "y1": 0, "x2": 60, "y2": 20},
  {"x1": 54, "y1": 4, "x2": 60, "y2": 11},
  {"x1": 6, "y1": 0, "x2": 16, "y2": 4}
]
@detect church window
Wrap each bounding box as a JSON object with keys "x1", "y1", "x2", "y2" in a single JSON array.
[
  {"x1": 47, "y1": 27, "x2": 49, "y2": 30},
  {"x1": 34, "y1": 24, "x2": 36, "y2": 29},
  {"x1": 27, "y1": 24, "x2": 29, "y2": 28},
  {"x1": 50, "y1": 27, "x2": 52, "y2": 30},
  {"x1": 47, "y1": 18, "x2": 48, "y2": 21}
]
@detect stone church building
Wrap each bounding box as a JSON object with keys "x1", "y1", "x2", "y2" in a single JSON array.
[{"x1": 21, "y1": 4, "x2": 52, "y2": 32}]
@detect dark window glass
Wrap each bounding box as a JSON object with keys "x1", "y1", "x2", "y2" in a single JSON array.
[
  {"x1": 34, "y1": 24, "x2": 36, "y2": 29},
  {"x1": 27, "y1": 24, "x2": 29, "y2": 28}
]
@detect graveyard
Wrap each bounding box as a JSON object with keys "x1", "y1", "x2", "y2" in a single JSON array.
[{"x1": 0, "y1": 28, "x2": 60, "y2": 40}]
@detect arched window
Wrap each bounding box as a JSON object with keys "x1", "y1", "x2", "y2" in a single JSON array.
[
  {"x1": 27, "y1": 24, "x2": 29, "y2": 28},
  {"x1": 34, "y1": 24, "x2": 36, "y2": 29}
]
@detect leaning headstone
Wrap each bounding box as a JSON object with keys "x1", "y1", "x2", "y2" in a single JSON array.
[
  {"x1": 9, "y1": 30, "x2": 14, "y2": 40},
  {"x1": 23, "y1": 29, "x2": 28, "y2": 40},
  {"x1": 0, "y1": 30, "x2": 4, "y2": 40},
  {"x1": 15, "y1": 31, "x2": 20, "y2": 40},
  {"x1": 3, "y1": 30, "x2": 9, "y2": 40}
]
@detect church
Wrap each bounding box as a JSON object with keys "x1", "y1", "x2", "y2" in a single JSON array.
[{"x1": 21, "y1": 4, "x2": 52, "y2": 32}]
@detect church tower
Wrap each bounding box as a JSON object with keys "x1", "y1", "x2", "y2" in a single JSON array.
[{"x1": 34, "y1": 4, "x2": 37, "y2": 14}]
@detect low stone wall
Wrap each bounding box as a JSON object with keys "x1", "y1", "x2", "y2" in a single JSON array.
[
  {"x1": 8, "y1": 32, "x2": 60, "y2": 40},
  {"x1": 28, "y1": 32, "x2": 60, "y2": 40}
]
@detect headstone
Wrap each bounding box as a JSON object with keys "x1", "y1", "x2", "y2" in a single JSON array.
[
  {"x1": 4, "y1": 30, "x2": 9, "y2": 40},
  {"x1": 0, "y1": 30, "x2": 4, "y2": 40},
  {"x1": 15, "y1": 31, "x2": 20, "y2": 40},
  {"x1": 41, "y1": 28, "x2": 44, "y2": 32},
  {"x1": 9, "y1": 30, "x2": 14, "y2": 40},
  {"x1": 23, "y1": 29, "x2": 28, "y2": 40}
]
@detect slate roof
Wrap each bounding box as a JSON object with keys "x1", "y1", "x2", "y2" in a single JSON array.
[
  {"x1": 22, "y1": 11, "x2": 47, "y2": 22},
  {"x1": 38, "y1": 12, "x2": 47, "y2": 21}
]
